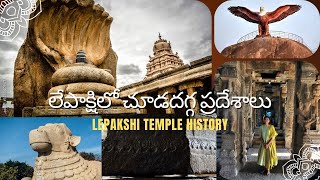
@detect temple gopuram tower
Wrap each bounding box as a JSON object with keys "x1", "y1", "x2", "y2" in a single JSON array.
[{"x1": 146, "y1": 34, "x2": 184, "y2": 77}]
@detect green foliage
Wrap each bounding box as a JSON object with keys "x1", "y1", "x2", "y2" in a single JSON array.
[
  {"x1": 0, "y1": 164, "x2": 17, "y2": 180},
  {"x1": 1, "y1": 160, "x2": 33, "y2": 180},
  {"x1": 79, "y1": 152, "x2": 101, "y2": 161}
]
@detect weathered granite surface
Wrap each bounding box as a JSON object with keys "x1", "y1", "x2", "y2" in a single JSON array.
[
  {"x1": 29, "y1": 123, "x2": 101, "y2": 180},
  {"x1": 51, "y1": 64, "x2": 115, "y2": 87},
  {"x1": 14, "y1": 0, "x2": 117, "y2": 116},
  {"x1": 221, "y1": 37, "x2": 312, "y2": 59}
]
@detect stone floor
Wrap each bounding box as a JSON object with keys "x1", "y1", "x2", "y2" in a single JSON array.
[
  {"x1": 233, "y1": 160, "x2": 287, "y2": 180},
  {"x1": 236, "y1": 148, "x2": 291, "y2": 180},
  {"x1": 217, "y1": 148, "x2": 292, "y2": 180}
]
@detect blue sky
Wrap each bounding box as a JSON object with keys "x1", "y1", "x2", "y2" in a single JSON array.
[
  {"x1": 0, "y1": 118, "x2": 101, "y2": 167},
  {"x1": 215, "y1": 0, "x2": 320, "y2": 53}
]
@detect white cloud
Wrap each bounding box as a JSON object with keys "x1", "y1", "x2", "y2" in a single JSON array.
[
  {"x1": 0, "y1": 0, "x2": 212, "y2": 96},
  {"x1": 102, "y1": 0, "x2": 212, "y2": 87}
]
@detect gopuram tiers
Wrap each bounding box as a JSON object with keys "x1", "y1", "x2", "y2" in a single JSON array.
[{"x1": 145, "y1": 34, "x2": 184, "y2": 78}]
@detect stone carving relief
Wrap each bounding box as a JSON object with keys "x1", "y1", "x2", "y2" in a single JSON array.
[{"x1": 14, "y1": 0, "x2": 118, "y2": 116}]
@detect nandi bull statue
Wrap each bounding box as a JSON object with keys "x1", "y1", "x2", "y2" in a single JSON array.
[{"x1": 28, "y1": 123, "x2": 101, "y2": 179}]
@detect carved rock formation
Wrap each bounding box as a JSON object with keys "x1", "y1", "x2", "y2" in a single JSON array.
[
  {"x1": 47, "y1": 62, "x2": 123, "y2": 106},
  {"x1": 221, "y1": 37, "x2": 313, "y2": 59},
  {"x1": 29, "y1": 123, "x2": 101, "y2": 179},
  {"x1": 14, "y1": 0, "x2": 117, "y2": 116},
  {"x1": 51, "y1": 64, "x2": 115, "y2": 87}
]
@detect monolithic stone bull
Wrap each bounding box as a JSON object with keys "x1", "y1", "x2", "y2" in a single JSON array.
[{"x1": 28, "y1": 123, "x2": 101, "y2": 179}]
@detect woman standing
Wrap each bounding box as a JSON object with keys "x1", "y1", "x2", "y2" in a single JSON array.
[{"x1": 257, "y1": 116, "x2": 278, "y2": 175}]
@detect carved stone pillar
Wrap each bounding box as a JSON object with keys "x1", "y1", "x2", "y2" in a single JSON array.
[
  {"x1": 179, "y1": 80, "x2": 204, "y2": 113},
  {"x1": 219, "y1": 133, "x2": 240, "y2": 179},
  {"x1": 242, "y1": 76, "x2": 252, "y2": 162},
  {"x1": 218, "y1": 62, "x2": 242, "y2": 179},
  {"x1": 214, "y1": 73, "x2": 222, "y2": 92},
  {"x1": 281, "y1": 83, "x2": 288, "y2": 107},
  {"x1": 313, "y1": 83, "x2": 320, "y2": 116},
  {"x1": 136, "y1": 93, "x2": 148, "y2": 114},
  {"x1": 296, "y1": 62, "x2": 318, "y2": 150},
  {"x1": 284, "y1": 79, "x2": 295, "y2": 149},
  {"x1": 302, "y1": 81, "x2": 320, "y2": 145},
  {"x1": 159, "y1": 87, "x2": 177, "y2": 114},
  {"x1": 251, "y1": 81, "x2": 256, "y2": 130},
  {"x1": 279, "y1": 83, "x2": 288, "y2": 131}
]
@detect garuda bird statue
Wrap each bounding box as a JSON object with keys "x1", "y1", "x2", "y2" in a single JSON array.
[{"x1": 228, "y1": 5, "x2": 301, "y2": 36}]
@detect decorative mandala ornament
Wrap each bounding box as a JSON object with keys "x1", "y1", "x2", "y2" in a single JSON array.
[
  {"x1": 283, "y1": 144, "x2": 320, "y2": 180},
  {"x1": 0, "y1": 0, "x2": 42, "y2": 41}
]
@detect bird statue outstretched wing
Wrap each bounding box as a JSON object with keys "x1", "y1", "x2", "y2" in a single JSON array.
[
  {"x1": 228, "y1": 6, "x2": 260, "y2": 23},
  {"x1": 267, "y1": 5, "x2": 301, "y2": 23}
]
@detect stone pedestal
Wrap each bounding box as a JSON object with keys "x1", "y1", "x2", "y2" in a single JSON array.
[
  {"x1": 187, "y1": 129, "x2": 216, "y2": 174},
  {"x1": 219, "y1": 133, "x2": 240, "y2": 179}
]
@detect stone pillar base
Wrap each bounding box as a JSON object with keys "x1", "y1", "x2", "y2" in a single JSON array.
[
  {"x1": 219, "y1": 133, "x2": 240, "y2": 179},
  {"x1": 187, "y1": 130, "x2": 216, "y2": 174}
]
